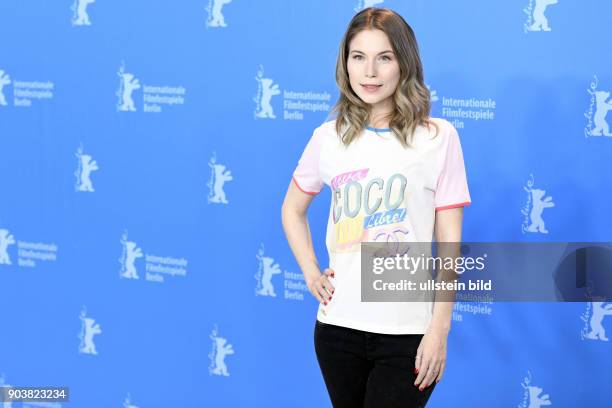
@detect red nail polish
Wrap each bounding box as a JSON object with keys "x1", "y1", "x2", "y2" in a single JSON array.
[
  {"x1": 324, "y1": 301, "x2": 327, "y2": 305},
  {"x1": 413, "y1": 368, "x2": 417, "y2": 374},
  {"x1": 419, "y1": 387, "x2": 424, "y2": 392}
]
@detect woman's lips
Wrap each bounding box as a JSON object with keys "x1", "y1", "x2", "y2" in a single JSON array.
[{"x1": 361, "y1": 84, "x2": 382, "y2": 93}]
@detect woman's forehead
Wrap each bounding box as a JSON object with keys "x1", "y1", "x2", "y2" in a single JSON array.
[{"x1": 349, "y1": 29, "x2": 392, "y2": 52}]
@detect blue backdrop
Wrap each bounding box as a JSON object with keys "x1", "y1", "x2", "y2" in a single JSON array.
[{"x1": 0, "y1": 1, "x2": 611, "y2": 407}]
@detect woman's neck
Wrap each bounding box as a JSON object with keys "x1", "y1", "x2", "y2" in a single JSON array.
[
  {"x1": 368, "y1": 100, "x2": 393, "y2": 129},
  {"x1": 368, "y1": 113, "x2": 391, "y2": 129}
]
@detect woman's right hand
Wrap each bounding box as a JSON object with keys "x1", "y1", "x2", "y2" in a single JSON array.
[{"x1": 307, "y1": 268, "x2": 335, "y2": 305}]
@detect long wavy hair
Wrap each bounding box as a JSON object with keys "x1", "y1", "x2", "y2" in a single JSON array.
[{"x1": 332, "y1": 8, "x2": 437, "y2": 147}]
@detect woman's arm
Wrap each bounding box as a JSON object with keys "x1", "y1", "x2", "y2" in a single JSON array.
[
  {"x1": 430, "y1": 207, "x2": 464, "y2": 332},
  {"x1": 281, "y1": 180, "x2": 334, "y2": 304},
  {"x1": 414, "y1": 206, "x2": 464, "y2": 390}
]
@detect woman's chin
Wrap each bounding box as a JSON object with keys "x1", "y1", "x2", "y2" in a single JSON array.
[{"x1": 356, "y1": 94, "x2": 385, "y2": 106}]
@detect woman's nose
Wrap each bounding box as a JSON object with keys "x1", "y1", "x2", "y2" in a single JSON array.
[{"x1": 365, "y1": 59, "x2": 377, "y2": 78}]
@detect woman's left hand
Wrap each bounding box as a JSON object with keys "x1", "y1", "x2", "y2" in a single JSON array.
[{"x1": 413, "y1": 326, "x2": 448, "y2": 391}]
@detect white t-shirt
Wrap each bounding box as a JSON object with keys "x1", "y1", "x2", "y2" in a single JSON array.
[{"x1": 292, "y1": 118, "x2": 471, "y2": 334}]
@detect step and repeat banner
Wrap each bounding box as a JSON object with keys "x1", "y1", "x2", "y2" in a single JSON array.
[{"x1": 0, "y1": 0, "x2": 611, "y2": 407}]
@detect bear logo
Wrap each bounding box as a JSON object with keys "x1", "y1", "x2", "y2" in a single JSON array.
[
  {"x1": 71, "y1": 0, "x2": 95, "y2": 26},
  {"x1": 207, "y1": 0, "x2": 232, "y2": 28},
  {"x1": 209, "y1": 326, "x2": 235, "y2": 377},
  {"x1": 526, "y1": 0, "x2": 558, "y2": 32},
  {"x1": 257, "y1": 256, "x2": 282, "y2": 297},
  {"x1": 254, "y1": 70, "x2": 280, "y2": 119},
  {"x1": 520, "y1": 371, "x2": 552, "y2": 408},
  {"x1": 524, "y1": 188, "x2": 555, "y2": 233},
  {"x1": 583, "y1": 302, "x2": 612, "y2": 341},
  {"x1": 76, "y1": 149, "x2": 99, "y2": 192},
  {"x1": 427, "y1": 84, "x2": 439, "y2": 103},
  {"x1": 117, "y1": 71, "x2": 141, "y2": 112},
  {"x1": 208, "y1": 161, "x2": 233, "y2": 204},
  {"x1": 525, "y1": 385, "x2": 552, "y2": 408},
  {"x1": 255, "y1": 245, "x2": 283, "y2": 297},
  {"x1": 78, "y1": 309, "x2": 102, "y2": 355},
  {"x1": 211, "y1": 337, "x2": 234, "y2": 376},
  {"x1": 0, "y1": 229, "x2": 16, "y2": 265},
  {"x1": 123, "y1": 393, "x2": 139, "y2": 408},
  {"x1": 120, "y1": 240, "x2": 143, "y2": 279},
  {"x1": 590, "y1": 90, "x2": 612, "y2": 136},
  {"x1": 0, "y1": 69, "x2": 11, "y2": 106}
]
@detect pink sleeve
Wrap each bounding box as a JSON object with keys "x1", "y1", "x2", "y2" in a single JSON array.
[
  {"x1": 292, "y1": 127, "x2": 325, "y2": 195},
  {"x1": 435, "y1": 124, "x2": 471, "y2": 211}
]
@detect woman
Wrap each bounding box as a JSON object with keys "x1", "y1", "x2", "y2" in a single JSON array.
[{"x1": 281, "y1": 7, "x2": 470, "y2": 408}]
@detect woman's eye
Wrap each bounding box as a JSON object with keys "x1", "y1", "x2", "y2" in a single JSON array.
[{"x1": 351, "y1": 54, "x2": 392, "y2": 61}]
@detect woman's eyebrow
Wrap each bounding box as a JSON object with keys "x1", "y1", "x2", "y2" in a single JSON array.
[{"x1": 349, "y1": 49, "x2": 395, "y2": 55}]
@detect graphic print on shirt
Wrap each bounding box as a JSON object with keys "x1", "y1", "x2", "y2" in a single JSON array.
[{"x1": 331, "y1": 168, "x2": 411, "y2": 253}]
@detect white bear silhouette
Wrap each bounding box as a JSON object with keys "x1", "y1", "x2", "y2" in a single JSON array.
[
  {"x1": 584, "y1": 302, "x2": 612, "y2": 341},
  {"x1": 525, "y1": 188, "x2": 554, "y2": 234},
  {"x1": 525, "y1": 384, "x2": 552, "y2": 408},
  {"x1": 257, "y1": 256, "x2": 282, "y2": 297},
  {"x1": 0, "y1": 69, "x2": 11, "y2": 106},
  {"x1": 119, "y1": 73, "x2": 140, "y2": 112},
  {"x1": 529, "y1": 0, "x2": 558, "y2": 32},
  {"x1": 209, "y1": 163, "x2": 233, "y2": 204},
  {"x1": 77, "y1": 154, "x2": 98, "y2": 192},
  {"x1": 0, "y1": 229, "x2": 16, "y2": 265},
  {"x1": 590, "y1": 91, "x2": 612, "y2": 136},
  {"x1": 255, "y1": 77, "x2": 280, "y2": 119},
  {"x1": 427, "y1": 84, "x2": 439, "y2": 103},
  {"x1": 208, "y1": 0, "x2": 232, "y2": 28},
  {"x1": 80, "y1": 317, "x2": 102, "y2": 355},
  {"x1": 73, "y1": 0, "x2": 95, "y2": 26},
  {"x1": 120, "y1": 241, "x2": 143, "y2": 279},
  {"x1": 211, "y1": 337, "x2": 234, "y2": 376},
  {"x1": 123, "y1": 394, "x2": 139, "y2": 408}
]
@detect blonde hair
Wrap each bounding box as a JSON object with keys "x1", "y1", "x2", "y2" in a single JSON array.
[{"x1": 332, "y1": 7, "x2": 437, "y2": 147}]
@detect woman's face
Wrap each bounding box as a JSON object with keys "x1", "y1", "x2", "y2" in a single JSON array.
[{"x1": 347, "y1": 29, "x2": 401, "y2": 114}]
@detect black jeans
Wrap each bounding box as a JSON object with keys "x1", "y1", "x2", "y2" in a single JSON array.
[{"x1": 314, "y1": 320, "x2": 436, "y2": 408}]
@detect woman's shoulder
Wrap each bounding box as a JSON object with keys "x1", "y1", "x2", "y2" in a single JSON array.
[
  {"x1": 312, "y1": 117, "x2": 459, "y2": 141},
  {"x1": 425, "y1": 117, "x2": 456, "y2": 135},
  {"x1": 309, "y1": 119, "x2": 341, "y2": 142},
  {"x1": 421, "y1": 117, "x2": 462, "y2": 144},
  {"x1": 315, "y1": 118, "x2": 338, "y2": 133}
]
